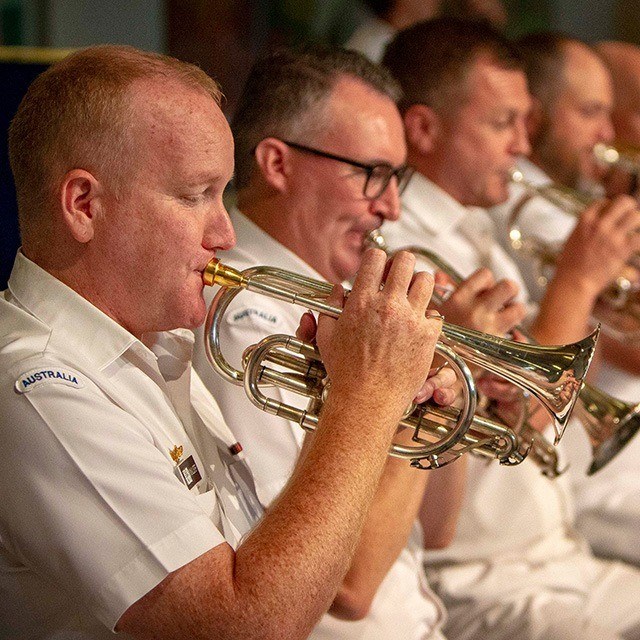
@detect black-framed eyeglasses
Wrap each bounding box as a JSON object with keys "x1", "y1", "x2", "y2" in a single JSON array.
[{"x1": 281, "y1": 140, "x2": 413, "y2": 200}]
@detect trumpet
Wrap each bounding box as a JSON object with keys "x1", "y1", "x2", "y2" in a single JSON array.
[
  {"x1": 240, "y1": 333, "x2": 527, "y2": 470},
  {"x1": 594, "y1": 142, "x2": 640, "y2": 175},
  {"x1": 508, "y1": 166, "x2": 640, "y2": 342},
  {"x1": 369, "y1": 229, "x2": 640, "y2": 475},
  {"x1": 203, "y1": 259, "x2": 596, "y2": 469}
]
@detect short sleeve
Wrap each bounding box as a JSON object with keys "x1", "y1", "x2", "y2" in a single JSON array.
[{"x1": 0, "y1": 360, "x2": 227, "y2": 630}]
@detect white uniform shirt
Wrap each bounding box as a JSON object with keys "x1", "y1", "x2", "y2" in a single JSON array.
[
  {"x1": 0, "y1": 252, "x2": 261, "y2": 639},
  {"x1": 391, "y1": 173, "x2": 640, "y2": 640},
  {"x1": 489, "y1": 159, "x2": 640, "y2": 567},
  {"x1": 345, "y1": 15, "x2": 395, "y2": 62},
  {"x1": 193, "y1": 208, "x2": 447, "y2": 640}
]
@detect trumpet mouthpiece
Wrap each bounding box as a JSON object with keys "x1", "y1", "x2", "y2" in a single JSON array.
[{"x1": 203, "y1": 260, "x2": 247, "y2": 289}]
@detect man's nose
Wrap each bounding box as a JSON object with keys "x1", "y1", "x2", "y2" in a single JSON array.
[
  {"x1": 599, "y1": 116, "x2": 615, "y2": 144},
  {"x1": 372, "y1": 177, "x2": 401, "y2": 222},
  {"x1": 512, "y1": 120, "x2": 531, "y2": 157},
  {"x1": 204, "y1": 204, "x2": 236, "y2": 251}
]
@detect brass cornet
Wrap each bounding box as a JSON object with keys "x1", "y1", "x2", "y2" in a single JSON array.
[
  {"x1": 508, "y1": 165, "x2": 640, "y2": 342},
  {"x1": 203, "y1": 259, "x2": 596, "y2": 470},
  {"x1": 369, "y1": 229, "x2": 562, "y2": 477},
  {"x1": 369, "y1": 229, "x2": 640, "y2": 475},
  {"x1": 594, "y1": 142, "x2": 640, "y2": 175},
  {"x1": 240, "y1": 333, "x2": 525, "y2": 470}
]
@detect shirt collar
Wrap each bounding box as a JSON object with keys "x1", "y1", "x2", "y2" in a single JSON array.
[
  {"x1": 7, "y1": 251, "x2": 192, "y2": 373},
  {"x1": 225, "y1": 208, "x2": 323, "y2": 280},
  {"x1": 401, "y1": 172, "x2": 470, "y2": 236}
]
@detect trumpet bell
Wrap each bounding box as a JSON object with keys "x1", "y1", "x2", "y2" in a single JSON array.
[
  {"x1": 368, "y1": 228, "x2": 640, "y2": 474},
  {"x1": 577, "y1": 385, "x2": 640, "y2": 475},
  {"x1": 590, "y1": 407, "x2": 640, "y2": 475},
  {"x1": 368, "y1": 228, "x2": 598, "y2": 442},
  {"x1": 204, "y1": 259, "x2": 596, "y2": 446},
  {"x1": 439, "y1": 323, "x2": 599, "y2": 444}
]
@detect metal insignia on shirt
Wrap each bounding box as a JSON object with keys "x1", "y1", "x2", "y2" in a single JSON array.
[
  {"x1": 169, "y1": 445, "x2": 184, "y2": 464},
  {"x1": 15, "y1": 366, "x2": 85, "y2": 394},
  {"x1": 170, "y1": 445, "x2": 202, "y2": 490},
  {"x1": 178, "y1": 456, "x2": 202, "y2": 490}
]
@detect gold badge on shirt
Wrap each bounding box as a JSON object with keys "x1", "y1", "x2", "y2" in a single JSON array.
[{"x1": 170, "y1": 444, "x2": 202, "y2": 490}]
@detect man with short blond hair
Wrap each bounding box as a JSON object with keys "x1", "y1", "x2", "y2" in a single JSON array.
[{"x1": 0, "y1": 45, "x2": 445, "y2": 639}]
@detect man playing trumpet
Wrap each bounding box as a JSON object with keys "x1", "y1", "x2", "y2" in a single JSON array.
[
  {"x1": 490, "y1": 32, "x2": 640, "y2": 572},
  {"x1": 193, "y1": 45, "x2": 521, "y2": 639},
  {"x1": 381, "y1": 17, "x2": 640, "y2": 640},
  {"x1": 596, "y1": 41, "x2": 640, "y2": 200},
  {"x1": 0, "y1": 44, "x2": 450, "y2": 639}
]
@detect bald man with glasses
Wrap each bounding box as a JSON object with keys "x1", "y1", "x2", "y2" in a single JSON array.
[{"x1": 192, "y1": 46, "x2": 457, "y2": 640}]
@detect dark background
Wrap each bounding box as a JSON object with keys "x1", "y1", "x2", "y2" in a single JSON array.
[{"x1": 1, "y1": 0, "x2": 639, "y2": 288}]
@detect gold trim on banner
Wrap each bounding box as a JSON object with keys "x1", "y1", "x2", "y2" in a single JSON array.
[{"x1": 0, "y1": 46, "x2": 75, "y2": 64}]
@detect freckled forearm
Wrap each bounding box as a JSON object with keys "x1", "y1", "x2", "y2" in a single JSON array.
[{"x1": 228, "y1": 393, "x2": 401, "y2": 633}]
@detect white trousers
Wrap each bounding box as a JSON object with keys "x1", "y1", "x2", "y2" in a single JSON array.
[{"x1": 426, "y1": 552, "x2": 640, "y2": 640}]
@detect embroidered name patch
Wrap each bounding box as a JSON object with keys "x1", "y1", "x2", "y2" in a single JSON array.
[
  {"x1": 15, "y1": 367, "x2": 84, "y2": 394},
  {"x1": 229, "y1": 307, "x2": 279, "y2": 328}
]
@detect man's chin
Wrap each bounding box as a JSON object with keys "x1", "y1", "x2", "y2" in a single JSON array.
[
  {"x1": 333, "y1": 254, "x2": 361, "y2": 285},
  {"x1": 191, "y1": 305, "x2": 208, "y2": 330},
  {"x1": 178, "y1": 298, "x2": 208, "y2": 331},
  {"x1": 577, "y1": 156, "x2": 604, "y2": 185},
  {"x1": 588, "y1": 164, "x2": 608, "y2": 185},
  {"x1": 475, "y1": 188, "x2": 509, "y2": 209}
]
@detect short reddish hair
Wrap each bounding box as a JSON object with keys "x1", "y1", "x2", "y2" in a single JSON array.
[{"x1": 9, "y1": 44, "x2": 222, "y2": 240}]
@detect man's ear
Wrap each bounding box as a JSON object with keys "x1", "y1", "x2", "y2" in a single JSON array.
[
  {"x1": 253, "y1": 137, "x2": 292, "y2": 192},
  {"x1": 403, "y1": 104, "x2": 441, "y2": 156},
  {"x1": 60, "y1": 169, "x2": 102, "y2": 243}
]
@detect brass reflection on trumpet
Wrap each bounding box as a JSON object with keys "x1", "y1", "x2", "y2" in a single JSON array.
[
  {"x1": 594, "y1": 142, "x2": 640, "y2": 175},
  {"x1": 368, "y1": 229, "x2": 640, "y2": 476},
  {"x1": 241, "y1": 333, "x2": 527, "y2": 470},
  {"x1": 203, "y1": 259, "x2": 596, "y2": 470}
]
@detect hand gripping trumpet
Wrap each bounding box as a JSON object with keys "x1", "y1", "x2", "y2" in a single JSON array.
[
  {"x1": 202, "y1": 258, "x2": 597, "y2": 470},
  {"x1": 369, "y1": 230, "x2": 640, "y2": 475},
  {"x1": 508, "y1": 166, "x2": 640, "y2": 342}
]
